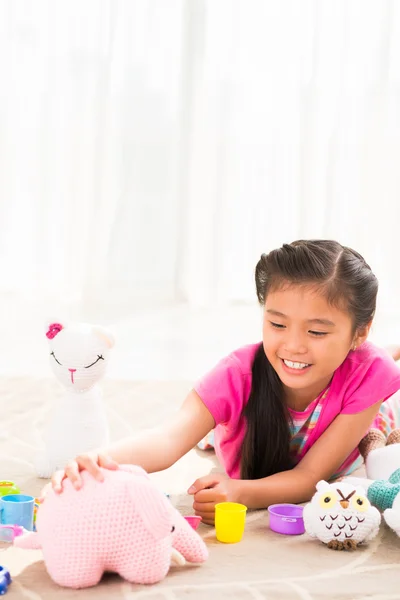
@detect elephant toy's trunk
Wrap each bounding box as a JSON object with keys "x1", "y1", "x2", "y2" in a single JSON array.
[{"x1": 14, "y1": 531, "x2": 42, "y2": 550}]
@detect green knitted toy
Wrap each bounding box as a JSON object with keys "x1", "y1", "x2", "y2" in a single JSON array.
[{"x1": 367, "y1": 468, "x2": 400, "y2": 511}]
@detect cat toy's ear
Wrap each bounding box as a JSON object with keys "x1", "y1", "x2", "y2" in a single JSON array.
[
  {"x1": 46, "y1": 323, "x2": 64, "y2": 340},
  {"x1": 92, "y1": 326, "x2": 115, "y2": 349}
]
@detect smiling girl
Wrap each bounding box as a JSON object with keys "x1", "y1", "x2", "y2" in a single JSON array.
[{"x1": 49, "y1": 240, "x2": 400, "y2": 525}]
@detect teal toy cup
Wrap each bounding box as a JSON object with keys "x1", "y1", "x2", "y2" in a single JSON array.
[{"x1": 0, "y1": 494, "x2": 35, "y2": 531}]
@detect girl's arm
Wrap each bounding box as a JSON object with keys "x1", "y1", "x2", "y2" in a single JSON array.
[
  {"x1": 190, "y1": 400, "x2": 382, "y2": 520},
  {"x1": 52, "y1": 391, "x2": 215, "y2": 491},
  {"x1": 104, "y1": 390, "x2": 215, "y2": 471},
  {"x1": 237, "y1": 400, "x2": 382, "y2": 509}
]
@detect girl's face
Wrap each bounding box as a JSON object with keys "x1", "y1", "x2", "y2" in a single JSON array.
[{"x1": 263, "y1": 284, "x2": 368, "y2": 405}]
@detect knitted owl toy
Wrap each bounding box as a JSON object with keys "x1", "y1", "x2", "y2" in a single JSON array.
[
  {"x1": 303, "y1": 480, "x2": 381, "y2": 550},
  {"x1": 35, "y1": 322, "x2": 114, "y2": 478},
  {"x1": 15, "y1": 465, "x2": 208, "y2": 589}
]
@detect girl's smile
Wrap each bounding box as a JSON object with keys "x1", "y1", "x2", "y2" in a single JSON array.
[{"x1": 280, "y1": 358, "x2": 312, "y2": 376}]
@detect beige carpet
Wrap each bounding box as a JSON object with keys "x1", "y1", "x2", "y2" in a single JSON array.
[{"x1": 0, "y1": 377, "x2": 399, "y2": 599}]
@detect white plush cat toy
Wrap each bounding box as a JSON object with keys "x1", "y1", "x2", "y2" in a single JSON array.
[{"x1": 36, "y1": 322, "x2": 114, "y2": 478}]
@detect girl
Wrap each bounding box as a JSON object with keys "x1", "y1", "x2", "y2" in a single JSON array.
[{"x1": 49, "y1": 240, "x2": 400, "y2": 525}]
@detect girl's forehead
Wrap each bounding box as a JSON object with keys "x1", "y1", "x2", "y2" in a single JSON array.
[{"x1": 265, "y1": 285, "x2": 351, "y2": 323}]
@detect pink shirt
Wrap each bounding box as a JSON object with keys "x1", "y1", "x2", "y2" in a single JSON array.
[{"x1": 194, "y1": 342, "x2": 400, "y2": 479}]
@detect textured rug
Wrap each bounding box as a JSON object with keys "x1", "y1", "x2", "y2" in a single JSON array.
[{"x1": 0, "y1": 377, "x2": 399, "y2": 599}]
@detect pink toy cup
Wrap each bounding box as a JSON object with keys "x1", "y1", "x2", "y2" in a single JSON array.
[
  {"x1": 268, "y1": 503, "x2": 304, "y2": 535},
  {"x1": 184, "y1": 516, "x2": 202, "y2": 530}
]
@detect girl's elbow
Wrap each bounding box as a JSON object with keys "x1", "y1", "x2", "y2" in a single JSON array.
[{"x1": 294, "y1": 465, "x2": 323, "y2": 489}]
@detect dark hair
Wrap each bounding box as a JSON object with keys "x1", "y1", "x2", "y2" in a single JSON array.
[{"x1": 241, "y1": 239, "x2": 378, "y2": 480}]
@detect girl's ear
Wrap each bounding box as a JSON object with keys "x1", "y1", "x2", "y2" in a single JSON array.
[{"x1": 353, "y1": 321, "x2": 372, "y2": 350}]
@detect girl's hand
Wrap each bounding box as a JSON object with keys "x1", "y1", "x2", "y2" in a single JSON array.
[
  {"x1": 187, "y1": 473, "x2": 242, "y2": 525},
  {"x1": 50, "y1": 452, "x2": 119, "y2": 493}
]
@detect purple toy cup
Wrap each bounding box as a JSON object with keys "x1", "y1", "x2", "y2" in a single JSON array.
[{"x1": 268, "y1": 504, "x2": 304, "y2": 535}]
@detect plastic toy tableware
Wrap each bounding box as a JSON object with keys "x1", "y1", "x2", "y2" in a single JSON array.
[
  {"x1": 0, "y1": 566, "x2": 11, "y2": 595},
  {"x1": 215, "y1": 502, "x2": 247, "y2": 543},
  {"x1": 0, "y1": 525, "x2": 25, "y2": 543},
  {"x1": 0, "y1": 482, "x2": 20, "y2": 498},
  {"x1": 268, "y1": 503, "x2": 305, "y2": 535},
  {"x1": 33, "y1": 498, "x2": 41, "y2": 530},
  {"x1": 0, "y1": 495, "x2": 35, "y2": 531},
  {"x1": 184, "y1": 516, "x2": 202, "y2": 530}
]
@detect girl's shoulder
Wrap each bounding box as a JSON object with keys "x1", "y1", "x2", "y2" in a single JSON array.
[
  {"x1": 194, "y1": 343, "x2": 260, "y2": 425},
  {"x1": 227, "y1": 342, "x2": 261, "y2": 375},
  {"x1": 334, "y1": 342, "x2": 400, "y2": 414},
  {"x1": 200, "y1": 343, "x2": 260, "y2": 390},
  {"x1": 343, "y1": 341, "x2": 398, "y2": 374}
]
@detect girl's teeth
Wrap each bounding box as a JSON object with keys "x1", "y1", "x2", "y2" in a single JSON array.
[{"x1": 283, "y1": 360, "x2": 310, "y2": 370}]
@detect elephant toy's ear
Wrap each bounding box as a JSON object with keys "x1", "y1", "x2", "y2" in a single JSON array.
[
  {"x1": 126, "y1": 476, "x2": 172, "y2": 541},
  {"x1": 171, "y1": 510, "x2": 208, "y2": 563}
]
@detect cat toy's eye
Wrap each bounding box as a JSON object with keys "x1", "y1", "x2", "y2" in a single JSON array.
[
  {"x1": 85, "y1": 355, "x2": 105, "y2": 369},
  {"x1": 50, "y1": 351, "x2": 62, "y2": 366}
]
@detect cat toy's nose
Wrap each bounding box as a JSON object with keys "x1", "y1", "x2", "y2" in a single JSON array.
[{"x1": 69, "y1": 368, "x2": 77, "y2": 384}]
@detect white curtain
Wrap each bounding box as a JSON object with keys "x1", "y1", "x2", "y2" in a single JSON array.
[{"x1": 1, "y1": 0, "x2": 400, "y2": 320}]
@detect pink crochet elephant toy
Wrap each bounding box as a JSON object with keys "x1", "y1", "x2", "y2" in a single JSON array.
[{"x1": 14, "y1": 465, "x2": 208, "y2": 589}]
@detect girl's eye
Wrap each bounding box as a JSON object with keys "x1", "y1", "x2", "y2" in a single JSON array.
[
  {"x1": 309, "y1": 331, "x2": 328, "y2": 337},
  {"x1": 270, "y1": 322, "x2": 285, "y2": 329},
  {"x1": 85, "y1": 355, "x2": 105, "y2": 369},
  {"x1": 50, "y1": 351, "x2": 62, "y2": 365}
]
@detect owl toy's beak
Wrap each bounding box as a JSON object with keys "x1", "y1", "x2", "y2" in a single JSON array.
[{"x1": 340, "y1": 501, "x2": 349, "y2": 509}]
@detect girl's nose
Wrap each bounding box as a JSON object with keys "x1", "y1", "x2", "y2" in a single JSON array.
[{"x1": 283, "y1": 336, "x2": 307, "y2": 355}]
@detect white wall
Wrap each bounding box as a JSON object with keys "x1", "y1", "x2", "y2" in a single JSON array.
[{"x1": 1, "y1": 1, "x2": 400, "y2": 377}]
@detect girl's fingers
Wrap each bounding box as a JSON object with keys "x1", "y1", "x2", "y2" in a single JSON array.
[
  {"x1": 98, "y1": 453, "x2": 118, "y2": 470},
  {"x1": 50, "y1": 452, "x2": 116, "y2": 495},
  {"x1": 75, "y1": 454, "x2": 104, "y2": 482},
  {"x1": 194, "y1": 510, "x2": 215, "y2": 525},
  {"x1": 187, "y1": 474, "x2": 223, "y2": 494},
  {"x1": 38, "y1": 482, "x2": 52, "y2": 501},
  {"x1": 202, "y1": 518, "x2": 215, "y2": 525},
  {"x1": 193, "y1": 488, "x2": 220, "y2": 502},
  {"x1": 64, "y1": 461, "x2": 82, "y2": 489},
  {"x1": 193, "y1": 501, "x2": 216, "y2": 513},
  {"x1": 51, "y1": 470, "x2": 66, "y2": 493}
]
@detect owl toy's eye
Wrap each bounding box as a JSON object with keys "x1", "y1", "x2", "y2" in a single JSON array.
[
  {"x1": 319, "y1": 493, "x2": 335, "y2": 509},
  {"x1": 351, "y1": 494, "x2": 369, "y2": 513}
]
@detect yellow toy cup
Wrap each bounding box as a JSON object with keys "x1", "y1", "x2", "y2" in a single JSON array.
[{"x1": 215, "y1": 502, "x2": 247, "y2": 543}]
